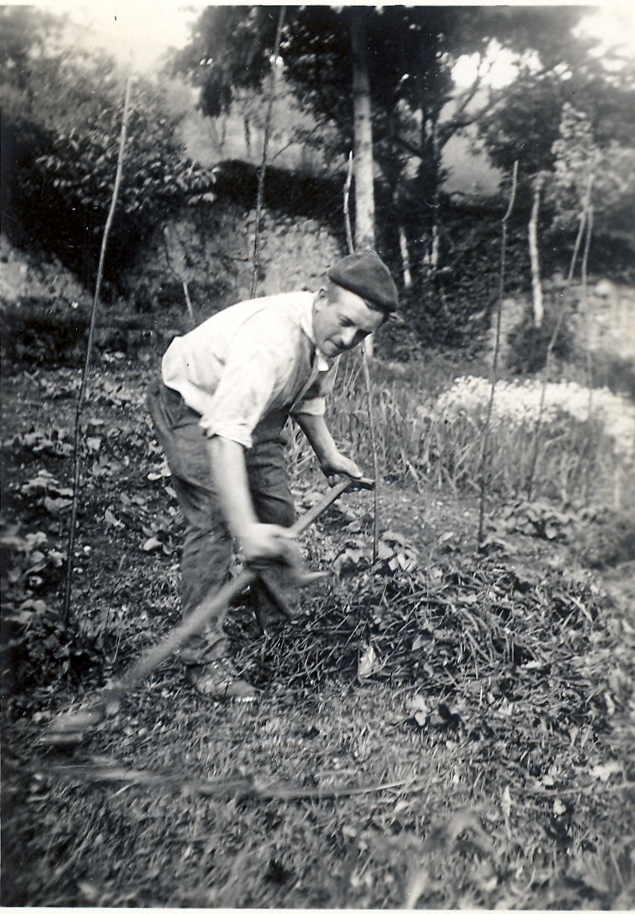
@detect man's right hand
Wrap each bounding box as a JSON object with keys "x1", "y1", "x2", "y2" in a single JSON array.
[{"x1": 239, "y1": 523, "x2": 302, "y2": 571}]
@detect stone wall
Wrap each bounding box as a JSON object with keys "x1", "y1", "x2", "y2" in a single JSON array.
[
  {"x1": 485, "y1": 277, "x2": 635, "y2": 373},
  {"x1": 573, "y1": 279, "x2": 635, "y2": 364},
  {"x1": 128, "y1": 199, "x2": 342, "y2": 320},
  {"x1": 0, "y1": 233, "x2": 89, "y2": 306}
]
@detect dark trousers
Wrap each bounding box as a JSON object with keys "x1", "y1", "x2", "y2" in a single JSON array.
[{"x1": 147, "y1": 378, "x2": 295, "y2": 661}]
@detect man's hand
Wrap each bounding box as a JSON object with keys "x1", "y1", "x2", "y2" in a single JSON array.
[
  {"x1": 295, "y1": 414, "x2": 363, "y2": 487},
  {"x1": 240, "y1": 522, "x2": 302, "y2": 570},
  {"x1": 319, "y1": 451, "x2": 363, "y2": 487}
]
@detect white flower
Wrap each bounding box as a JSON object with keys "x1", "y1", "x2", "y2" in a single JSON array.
[{"x1": 433, "y1": 376, "x2": 635, "y2": 459}]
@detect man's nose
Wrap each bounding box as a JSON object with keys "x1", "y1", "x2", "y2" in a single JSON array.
[{"x1": 339, "y1": 327, "x2": 358, "y2": 349}]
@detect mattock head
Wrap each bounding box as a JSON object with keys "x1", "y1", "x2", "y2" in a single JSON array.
[{"x1": 350, "y1": 476, "x2": 375, "y2": 491}]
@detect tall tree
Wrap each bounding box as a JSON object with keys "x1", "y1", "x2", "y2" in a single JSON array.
[
  {"x1": 349, "y1": 7, "x2": 375, "y2": 254},
  {"x1": 170, "y1": 5, "x2": 635, "y2": 294}
]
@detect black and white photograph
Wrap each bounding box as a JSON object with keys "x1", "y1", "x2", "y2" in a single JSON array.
[{"x1": 2, "y1": 1, "x2": 634, "y2": 907}]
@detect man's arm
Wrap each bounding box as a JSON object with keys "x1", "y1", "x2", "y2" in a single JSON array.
[
  {"x1": 207, "y1": 436, "x2": 300, "y2": 567},
  {"x1": 294, "y1": 413, "x2": 362, "y2": 484}
]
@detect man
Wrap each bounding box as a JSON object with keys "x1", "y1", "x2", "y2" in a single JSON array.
[{"x1": 147, "y1": 251, "x2": 398, "y2": 700}]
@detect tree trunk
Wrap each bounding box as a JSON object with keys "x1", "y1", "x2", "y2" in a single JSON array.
[
  {"x1": 351, "y1": 8, "x2": 375, "y2": 253},
  {"x1": 398, "y1": 226, "x2": 412, "y2": 289},
  {"x1": 529, "y1": 173, "x2": 545, "y2": 328},
  {"x1": 350, "y1": 7, "x2": 376, "y2": 356}
]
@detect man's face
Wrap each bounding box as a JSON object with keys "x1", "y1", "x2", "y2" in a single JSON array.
[{"x1": 313, "y1": 285, "x2": 385, "y2": 358}]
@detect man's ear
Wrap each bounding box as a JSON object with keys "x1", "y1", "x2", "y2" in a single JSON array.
[{"x1": 314, "y1": 287, "x2": 328, "y2": 310}]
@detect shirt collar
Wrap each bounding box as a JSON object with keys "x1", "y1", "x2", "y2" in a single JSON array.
[{"x1": 301, "y1": 292, "x2": 331, "y2": 372}]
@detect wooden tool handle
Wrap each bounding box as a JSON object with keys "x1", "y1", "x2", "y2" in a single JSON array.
[{"x1": 44, "y1": 475, "x2": 374, "y2": 739}]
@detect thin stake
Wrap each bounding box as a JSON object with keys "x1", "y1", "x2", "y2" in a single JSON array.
[
  {"x1": 477, "y1": 161, "x2": 518, "y2": 548},
  {"x1": 362, "y1": 349, "x2": 380, "y2": 561},
  {"x1": 63, "y1": 70, "x2": 134, "y2": 625},
  {"x1": 525, "y1": 171, "x2": 595, "y2": 499},
  {"x1": 577, "y1": 201, "x2": 596, "y2": 501},
  {"x1": 343, "y1": 151, "x2": 380, "y2": 561},
  {"x1": 581, "y1": 202, "x2": 594, "y2": 394},
  {"x1": 250, "y1": 6, "x2": 285, "y2": 298}
]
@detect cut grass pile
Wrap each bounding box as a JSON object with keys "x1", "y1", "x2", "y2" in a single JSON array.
[{"x1": 4, "y1": 531, "x2": 634, "y2": 907}]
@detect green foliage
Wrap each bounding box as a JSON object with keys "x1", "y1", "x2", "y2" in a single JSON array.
[
  {"x1": 480, "y1": 73, "x2": 566, "y2": 178},
  {"x1": 507, "y1": 305, "x2": 575, "y2": 375},
  {"x1": 573, "y1": 507, "x2": 635, "y2": 569},
  {"x1": 1, "y1": 297, "x2": 89, "y2": 368},
  {"x1": 0, "y1": 6, "x2": 66, "y2": 90},
  {"x1": 480, "y1": 39, "x2": 635, "y2": 179},
  {"x1": 0, "y1": 296, "x2": 160, "y2": 368},
  {"x1": 324, "y1": 356, "x2": 633, "y2": 509},
  {"x1": 171, "y1": 5, "x2": 605, "y2": 291},
  {"x1": 546, "y1": 104, "x2": 635, "y2": 263},
  {"x1": 395, "y1": 197, "x2": 533, "y2": 349},
  {"x1": 208, "y1": 158, "x2": 344, "y2": 236},
  {"x1": 0, "y1": 517, "x2": 104, "y2": 696},
  {"x1": 1, "y1": 7, "x2": 213, "y2": 288},
  {"x1": 3, "y1": 357, "x2": 634, "y2": 910}
]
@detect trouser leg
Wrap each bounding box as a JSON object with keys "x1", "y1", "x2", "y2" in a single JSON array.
[
  {"x1": 147, "y1": 379, "x2": 232, "y2": 661},
  {"x1": 245, "y1": 437, "x2": 300, "y2": 629},
  {"x1": 146, "y1": 379, "x2": 299, "y2": 654}
]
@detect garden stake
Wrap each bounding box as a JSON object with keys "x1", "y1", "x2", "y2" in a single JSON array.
[
  {"x1": 525, "y1": 169, "x2": 595, "y2": 501},
  {"x1": 477, "y1": 160, "x2": 518, "y2": 549},
  {"x1": 44, "y1": 476, "x2": 375, "y2": 743},
  {"x1": 250, "y1": 5, "x2": 285, "y2": 298},
  {"x1": 342, "y1": 151, "x2": 380, "y2": 561},
  {"x1": 63, "y1": 69, "x2": 134, "y2": 625}
]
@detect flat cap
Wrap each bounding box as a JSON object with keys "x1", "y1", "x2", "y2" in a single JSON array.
[{"x1": 328, "y1": 251, "x2": 398, "y2": 313}]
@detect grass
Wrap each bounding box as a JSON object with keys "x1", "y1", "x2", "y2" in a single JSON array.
[
  {"x1": 324, "y1": 351, "x2": 635, "y2": 511},
  {"x1": 2, "y1": 354, "x2": 635, "y2": 908}
]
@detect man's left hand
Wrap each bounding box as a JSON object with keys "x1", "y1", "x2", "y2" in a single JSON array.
[{"x1": 320, "y1": 452, "x2": 363, "y2": 487}]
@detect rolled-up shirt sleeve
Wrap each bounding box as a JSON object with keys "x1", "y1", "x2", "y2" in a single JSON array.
[{"x1": 161, "y1": 290, "x2": 322, "y2": 449}]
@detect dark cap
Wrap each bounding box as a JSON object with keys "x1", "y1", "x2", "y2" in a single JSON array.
[{"x1": 328, "y1": 251, "x2": 398, "y2": 313}]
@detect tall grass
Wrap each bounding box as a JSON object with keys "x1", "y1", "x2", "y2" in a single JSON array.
[{"x1": 313, "y1": 354, "x2": 634, "y2": 510}]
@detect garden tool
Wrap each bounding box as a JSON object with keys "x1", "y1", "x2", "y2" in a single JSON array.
[{"x1": 43, "y1": 475, "x2": 375, "y2": 743}]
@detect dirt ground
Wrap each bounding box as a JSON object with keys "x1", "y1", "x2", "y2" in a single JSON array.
[{"x1": 2, "y1": 359, "x2": 634, "y2": 908}]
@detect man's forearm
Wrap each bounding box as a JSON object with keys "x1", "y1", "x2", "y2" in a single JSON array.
[
  {"x1": 207, "y1": 435, "x2": 300, "y2": 568},
  {"x1": 206, "y1": 436, "x2": 257, "y2": 540},
  {"x1": 294, "y1": 414, "x2": 339, "y2": 465},
  {"x1": 295, "y1": 413, "x2": 363, "y2": 480}
]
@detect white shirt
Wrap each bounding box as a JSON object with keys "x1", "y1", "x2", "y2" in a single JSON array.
[{"x1": 162, "y1": 291, "x2": 335, "y2": 449}]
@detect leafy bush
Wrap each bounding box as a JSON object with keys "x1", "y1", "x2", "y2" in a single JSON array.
[
  {"x1": 507, "y1": 302, "x2": 575, "y2": 374},
  {"x1": 2, "y1": 8, "x2": 213, "y2": 290},
  {"x1": 573, "y1": 507, "x2": 635, "y2": 569},
  {"x1": 1, "y1": 296, "x2": 89, "y2": 368},
  {"x1": 0, "y1": 518, "x2": 104, "y2": 699}
]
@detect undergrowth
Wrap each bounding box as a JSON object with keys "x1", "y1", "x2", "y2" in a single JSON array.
[{"x1": 322, "y1": 352, "x2": 635, "y2": 511}]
